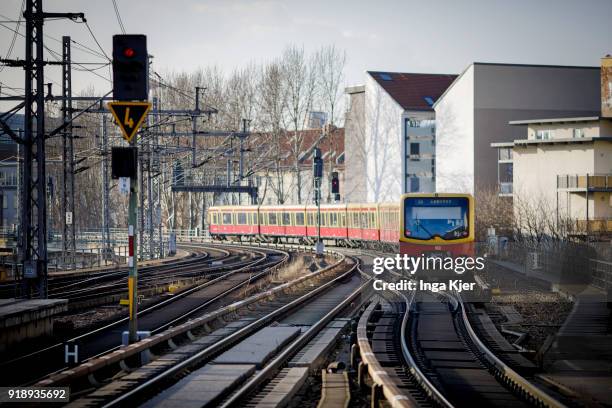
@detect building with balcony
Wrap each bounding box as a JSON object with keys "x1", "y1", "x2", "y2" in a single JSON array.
[
  {"x1": 492, "y1": 115, "x2": 612, "y2": 239},
  {"x1": 489, "y1": 56, "x2": 612, "y2": 240},
  {"x1": 344, "y1": 71, "x2": 456, "y2": 202},
  {"x1": 434, "y1": 62, "x2": 602, "y2": 194}
]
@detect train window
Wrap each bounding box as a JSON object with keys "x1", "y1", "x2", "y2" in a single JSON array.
[
  {"x1": 321, "y1": 213, "x2": 327, "y2": 226},
  {"x1": 269, "y1": 212, "x2": 277, "y2": 225},
  {"x1": 361, "y1": 213, "x2": 368, "y2": 228},
  {"x1": 259, "y1": 213, "x2": 265, "y2": 225},
  {"x1": 307, "y1": 213, "x2": 314, "y2": 226},
  {"x1": 371, "y1": 212, "x2": 376, "y2": 226},
  {"x1": 282, "y1": 212, "x2": 290, "y2": 226},
  {"x1": 296, "y1": 213, "x2": 304, "y2": 226},
  {"x1": 237, "y1": 213, "x2": 247, "y2": 225},
  {"x1": 403, "y1": 196, "x2": 469, "y2": 240},
  {"x1": 212, "y1": 213, "x2": 218, "y2": 224},
  {"x1": 340, "y1": 213, "x2": 345, "y2": 227},
  {"x1": 222, "y1": 213, "x2": 232, "y2": 224},
  {"x1": 330, "y1": 212, "x2": 338, "y2": 226}
]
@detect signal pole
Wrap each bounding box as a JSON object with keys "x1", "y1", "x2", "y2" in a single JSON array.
[
  {"x1": 109, "y1": 34, "x2": 149, "y2": 344},
  {"x1": 127, "y1": 142, "x2": 138, "y2": 343},
  {"x1": 313, "y1": 148, "x2": 324, "y2": 255}
]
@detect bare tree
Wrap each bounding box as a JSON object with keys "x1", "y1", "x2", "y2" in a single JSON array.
[
  {"x1": 315, "y1": 45, "x2": 346, "y2": 127},
  {"x1": 282, "y1": 45, "x2": 317, "y2": 204},
  {"x1": 258, "y1": 60, "x2": 289, "y2": 203}
]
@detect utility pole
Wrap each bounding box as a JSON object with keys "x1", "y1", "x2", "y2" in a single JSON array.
[
  {"x1": 101, "y1": 115, "x2": 110, "y2": 260},
  {"x1": 146, "y1": 98, "x2": 156, "y2": 258},
  {"x1": 61, "y1": 35, "x2": 76, "y2": 269},
  {"x1": 313, "y1": 148, "x2": 324, "y2": 255},
  {"x1": 19, "y1": 1, "x2": 84, "y2": 297}
]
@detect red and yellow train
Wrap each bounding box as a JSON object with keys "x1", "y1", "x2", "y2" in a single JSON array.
[
  {"x1": 208, "y1": 202, "x2": 399, "y2": 248},
  {"x1": 208, "y1": 193, "x2": 475, "y2": 258}
]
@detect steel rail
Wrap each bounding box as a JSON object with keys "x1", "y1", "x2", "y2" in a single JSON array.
[
  {"x1": 4, "y1": 246, "x2": 282, "y2": 385},
  {"x1": 357, "y1": 295, "x2": 422, "y2": 408},
  {"x1": 219, "y1": 258, "x2": 368, "y2": 407},
  {"x1": 400, "y1": 290, "x2": 455, "y2": 407},
  {"x1": 455, "y1": 292, "x2": 567, "y2": 408},
  {"x1": 100, "y1": 252, "x2": 352, "y2": 407}
]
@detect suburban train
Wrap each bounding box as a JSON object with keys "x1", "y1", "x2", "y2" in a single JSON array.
[{"x1": 208, "y1": 193, "x2": 475, "y2": 259}]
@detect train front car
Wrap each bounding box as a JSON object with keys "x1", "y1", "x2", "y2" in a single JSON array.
[{"x1": 399, "y1": 193, "x2": 475, "y2": 279}]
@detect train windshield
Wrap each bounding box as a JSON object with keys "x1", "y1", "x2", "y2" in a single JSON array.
[{"x1": 404, "y1": 197, "x2": 469, "y2": 240}]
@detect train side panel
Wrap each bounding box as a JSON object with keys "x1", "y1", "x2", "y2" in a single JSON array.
[
  {"x1": 306, "y1": 204, "x2": 348, "y2": 240},
  {"x1": 348, "y1": 203, "x2": 379, "y2": 242},
  {"x1": 379, "y1": 203, "x2": 400, "y2": 243},
  {"x1": 259, "y1": 206, "x2": 286, "y2": 236}
]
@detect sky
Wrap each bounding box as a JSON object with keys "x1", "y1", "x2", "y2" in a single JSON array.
[{"x1": 1, "y1": 0, "x2": 611, "y2": 104}]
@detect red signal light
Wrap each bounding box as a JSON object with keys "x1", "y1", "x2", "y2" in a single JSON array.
[{"x1": 123, "y1": 47, "x2": 135, "y2": 58}]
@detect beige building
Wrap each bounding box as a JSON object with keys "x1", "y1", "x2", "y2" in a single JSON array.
[
  {"x1": 491, "y1": 57, "x2": 612, "y2": 240},
  {"x1": 501, "y1": 117, "x2": 611, "y2": 236}
]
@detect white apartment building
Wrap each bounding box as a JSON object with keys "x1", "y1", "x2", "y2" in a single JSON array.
[
  {"x1": 344, "y1": 71, "x2": 456, "y2": 203},
  {"x1": 434, "y1": 63, "x2": 601, "y2": 194}
]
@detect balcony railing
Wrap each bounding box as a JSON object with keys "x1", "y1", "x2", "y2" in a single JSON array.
[
  {"x1": 0, "y1": 174, "x2": 18, "y2": 187},
  {"x1": 557, "y1": 174, "x2": 612, "y2": 190},
  {"x1": 574, "y1": 219, "x2": 612, "y2": 234}
]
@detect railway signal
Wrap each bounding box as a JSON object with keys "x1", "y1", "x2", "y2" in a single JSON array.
[
  {"x1": 331, "y1": 171, "x2": 340, "y2": 201},
  {"x1": 110, "y1": 34, "x2": 149, "y2": 345},
  {"x1": 112, "y1": 34, "x2": 148, "y2": 101}
]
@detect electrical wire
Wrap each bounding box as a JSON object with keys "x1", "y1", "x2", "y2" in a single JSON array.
[
  {"x1": 0, "y1": 12, "x2": 108, "y2": 61},
  {"x1": 0, "y1": 0, "x2": 25, "y2": 73},
  {"x1": 0, "y1": 22, "x2": 113, "y2": 84},
  {"x1": 82, "y1": 21, "x2": 111, "y2": 61},
  {"x1": 111, "y1": 0, "x2": 126, "y2": 34}
]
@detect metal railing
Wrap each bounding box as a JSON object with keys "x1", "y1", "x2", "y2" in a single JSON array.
[
  {"x1": 0, "y1": 174, "x2": 18, "y2": 187},
  {"x1": 557, "y1": 174, "x2": 612, "y2": 190},
  {"x1": 493, "y1": 241, "x2": 612, "y2": 292},
  {"x1": 574, "y1": 219, "x2": 612, "y2": 233}
]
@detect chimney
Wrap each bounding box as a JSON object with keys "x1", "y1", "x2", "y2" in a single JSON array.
[{"x1": 602, "y1": 55, "x2": 612, "y2": 117}]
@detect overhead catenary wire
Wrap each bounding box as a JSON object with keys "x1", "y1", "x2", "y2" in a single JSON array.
[
  {"x1": 0, "y1": 0, "x2": 25, "y2": 73},
  {"x1": 111, "y1": 0, "x2": 126, "y2": 34},
  {"x1": 0, "y1": 12, "x2": 108, "y2": 61},
  {"x1": 0, "y1": 21, "x2": 112, "y2": 85},
  {"x1": 82, "y1": 21, "x2": 111, "y2": 61}
]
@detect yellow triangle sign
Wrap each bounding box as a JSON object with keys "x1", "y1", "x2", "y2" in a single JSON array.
[{"x1": 108, "y1": 101, "x2": 151, "y2": 143}]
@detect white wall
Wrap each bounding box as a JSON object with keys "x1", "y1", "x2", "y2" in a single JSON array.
[
  {"x1": 434, "y1": 65, "x2": 474, "y2": 193},
  {"x1": 344, "y1": 89, "x2": 367, "y2": 202},
  {"x1": 513, "y1": 144, "x2": 595, "y2": 220},
  {"x1": 364, "y1": 74, "x2": 404, "y2": 203}
]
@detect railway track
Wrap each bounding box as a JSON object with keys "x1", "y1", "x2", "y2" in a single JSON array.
[
  {"x1": 0, "y1": 246, "x2": 216, "y2": 299},
  {"x1": 357, "y1": 286, "x2": 566, "y2": 408},
  {"x1": 0, "y1": 244, "x2": 288, "y2": 387},
  {"x1": 32, "y1": 250, "x2": 367, "y2": 407}
]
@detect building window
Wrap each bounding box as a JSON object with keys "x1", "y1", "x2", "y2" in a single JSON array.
[
  {"x1": 409, "y1": 143, "x2": 420, "y2": 160},
  {"x1": 573, "y1": 128, "x2": 584, "y2": 138},
  {"x1": 499, "y1": 147, "x2": 512, "y2": 161},
  {"x1": 410, "y1": 177, "x2": 420, "y2": 192},
  {"x1": 535, "y1": 129, "x2": 553, "y2": 140}
]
